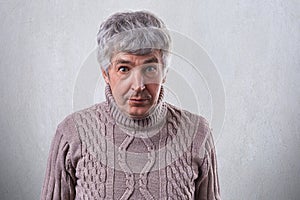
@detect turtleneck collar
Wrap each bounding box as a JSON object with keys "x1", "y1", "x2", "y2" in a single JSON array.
[{"x1": 105, "y1": 85, "x2": 167, "y2": 132}]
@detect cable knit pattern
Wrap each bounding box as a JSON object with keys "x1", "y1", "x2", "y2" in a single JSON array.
[
  {"x1": 41, "y1": 86, "x2": 221, "y2": 200},
  {"x1": 73, "y1": 108, "x2": 109, "y2": 199}
]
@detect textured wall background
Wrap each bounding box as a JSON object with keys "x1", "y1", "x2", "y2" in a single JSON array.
[{"x1": 0, "y1": 1, "x2": 299, "y2": 199}]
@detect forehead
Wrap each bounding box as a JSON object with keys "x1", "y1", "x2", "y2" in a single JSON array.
[{"x1": 111, "y1": 50, "x2": 162, "y2": 65}]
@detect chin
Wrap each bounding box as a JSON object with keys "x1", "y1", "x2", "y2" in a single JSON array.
[{"x1": 128, "y1": 108, "x2": 150, "y2": 119}]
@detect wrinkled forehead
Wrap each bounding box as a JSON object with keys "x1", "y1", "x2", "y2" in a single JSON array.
[{"x1": 111, "y1": 50, "x2": 163, "y2": 66}]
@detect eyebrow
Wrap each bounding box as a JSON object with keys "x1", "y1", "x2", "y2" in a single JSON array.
[
  {"x1": 114, "y1": 57, "x2": 159, "y2": 65},
  {"x1": 143, "y1": 57, "x2": 159, "y2": 64},
  {"x1": 114, "y1": 59, "x2": 133, "y2": 65}
]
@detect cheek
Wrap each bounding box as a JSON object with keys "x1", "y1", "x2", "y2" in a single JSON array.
[
  {"x1": 111, "y1": 82, "x2": 132, "y2": 104},
  {"x1": 147, "y1": 84, "x2": 161, "y2": 101},
  {"x1": 109, "y1": 77, "x2": 129, "y2": 95}
]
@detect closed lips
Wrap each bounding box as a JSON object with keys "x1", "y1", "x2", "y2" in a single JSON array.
[{"x1": 130, "y1": 98, "x2": 149, "y2": 101}]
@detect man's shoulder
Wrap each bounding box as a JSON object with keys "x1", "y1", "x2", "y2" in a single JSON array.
[
  {"x1": 58, "y1": 102, "x2": 108, "y2": 129},
  {"x1": 164, "y1": 102, "x2": 209, "y2": 128},
  {"x1": 72, "y1": 102, "x2": 106, "y2": 116}
]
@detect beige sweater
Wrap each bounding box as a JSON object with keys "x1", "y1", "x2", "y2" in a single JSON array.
[{"x1": 41, "y1": 86, "x2": 221, "y2": 199}]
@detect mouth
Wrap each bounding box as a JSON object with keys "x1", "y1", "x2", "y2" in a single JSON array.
[{"x1": 128, "y1": 97, "x2": 150, "y2": 106}]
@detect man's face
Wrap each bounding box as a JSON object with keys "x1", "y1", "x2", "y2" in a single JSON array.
[{"x1": 102, "y1": 50, "x2": 165, "y2": 119}]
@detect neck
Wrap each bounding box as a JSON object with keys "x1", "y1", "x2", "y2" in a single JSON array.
[{"x1": 105, "y1": 85, "x2": 167, "y2": 132}]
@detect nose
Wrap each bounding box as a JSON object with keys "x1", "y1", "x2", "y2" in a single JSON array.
[{"x1": 131, "y1": 70, "x2": 145, "y2": 92}]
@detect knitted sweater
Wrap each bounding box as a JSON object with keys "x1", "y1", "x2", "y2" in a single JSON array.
[{"x1": 41, "y1": 86, "x2": 221, "y2": 200}]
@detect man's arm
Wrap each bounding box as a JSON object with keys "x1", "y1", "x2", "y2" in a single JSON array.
[
  {"x1": 41, "y1": 116, "x2": 80, "y2": 200},
  {"x1": 195, "y1": 131, "x2": 221, "y2": 200}
]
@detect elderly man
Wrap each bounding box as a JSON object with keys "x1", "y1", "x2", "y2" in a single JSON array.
[{"x1": 41, "y1": 11, "x2": 221, "y2": 200}]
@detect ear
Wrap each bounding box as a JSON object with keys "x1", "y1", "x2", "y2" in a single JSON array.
[
  {"x1": 162, "y1": 68, "x2": 169, "y2": 83},
  {"x1": 102, "y1": 69, "x2": 110, "y2": 84}
]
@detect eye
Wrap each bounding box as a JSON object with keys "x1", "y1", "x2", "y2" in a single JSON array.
[
  {"x1": 118, "y1": 66, "x2": 130, "y2": 73},
  {"x1": 145, "y1": 65, "x2": 157, "y2": 73}
]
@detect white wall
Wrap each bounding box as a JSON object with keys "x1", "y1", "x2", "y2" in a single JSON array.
[{"x1": 0, "y1": 1, "x2": 299, "y2": 199}]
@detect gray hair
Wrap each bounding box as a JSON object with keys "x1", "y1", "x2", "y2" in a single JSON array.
[{"x1": 96, "y1": 11, "x2": 172, "y2": 71}]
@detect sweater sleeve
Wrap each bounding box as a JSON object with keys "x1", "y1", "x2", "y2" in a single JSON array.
[
  {"x1": 41, "y1": 116, "x2": 81, "y2": 200},
  {"x1": 195, "y1": 130, "x2": 221, "y2": 200}
]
